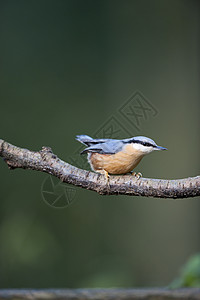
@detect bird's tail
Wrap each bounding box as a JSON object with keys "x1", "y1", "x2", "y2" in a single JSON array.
[
  {"x1": 76, "y1": 135, "x2": 94, "y2": 146},
  {"x1": 76, "y1": 134, "x2": 112, "y2": 150}
]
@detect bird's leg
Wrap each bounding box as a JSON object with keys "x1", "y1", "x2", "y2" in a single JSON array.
[
  {"x1": 97, "y1": 169, "x2": 110, "y2": 187},
  {"x1": 131, "y1": 171, "x2": 142, "y2": 179},
  {"x1": 102, "y1": 169, "x2": 110, "y2": 186}
]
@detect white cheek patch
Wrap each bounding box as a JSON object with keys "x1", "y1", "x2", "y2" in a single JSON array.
[
  {"x1": 132, "y1": 143, "x2": 154, "y2": 153},
  {"x1": 132, "y1": 143, "x2": 144, "y2": 151}
]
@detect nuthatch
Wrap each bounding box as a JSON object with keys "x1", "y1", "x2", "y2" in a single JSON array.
[{"x1": 76, "y1": 135, "x2": 167, "y2": 180}]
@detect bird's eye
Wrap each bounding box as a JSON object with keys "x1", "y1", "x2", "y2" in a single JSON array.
[{"x1": 142, "y1": 142, "x2": 152, "y2": 147}]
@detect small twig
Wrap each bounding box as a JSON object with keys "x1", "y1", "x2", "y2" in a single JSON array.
[{"x1": 0, "y1": 139, "x2": 199, "y2": 198}]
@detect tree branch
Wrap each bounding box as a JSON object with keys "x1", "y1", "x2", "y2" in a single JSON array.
[
  {"x1": 0, "y1": 139, "x2": 199, "y2": 198},
  {"x1": 0, "y1": 288, "x2": 200, "y2": 300}
]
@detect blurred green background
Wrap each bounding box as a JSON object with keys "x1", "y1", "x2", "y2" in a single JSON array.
[{"x1": 0, "y1": 0, "x2": 199, "y2": 288}]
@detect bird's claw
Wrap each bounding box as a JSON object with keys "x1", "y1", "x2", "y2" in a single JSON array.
[
  {"x1": 99, "y1": 169, "x2": 110, "y2": 187},
  {"x1": 132, "y1": 172, "x2": 142, "y2": 179}
]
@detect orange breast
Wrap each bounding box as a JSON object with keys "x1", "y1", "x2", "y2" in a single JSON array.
[{"x1": 88, "y1": 144, "x2": 144, "y2": 175}]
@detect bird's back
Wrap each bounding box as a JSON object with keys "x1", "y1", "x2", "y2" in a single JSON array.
[{"x1": 76, "y1": 135, "x2": 124, "y2": 154}]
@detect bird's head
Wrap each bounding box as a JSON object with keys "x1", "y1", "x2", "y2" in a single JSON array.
[{"x1": 126, "y1": 136, "x2": 167, "y2": 155}]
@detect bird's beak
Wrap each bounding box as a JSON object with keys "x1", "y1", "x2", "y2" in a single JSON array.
[{"x1": 156, "y1": 146, "x2": 167, "y2": 151}]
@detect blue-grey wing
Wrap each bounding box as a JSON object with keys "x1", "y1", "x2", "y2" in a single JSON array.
[{"x1": 80, "y1": 140, "x2": 124, "y2": 155}]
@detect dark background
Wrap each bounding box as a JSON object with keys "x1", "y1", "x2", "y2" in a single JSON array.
[{"x1": 0, "y1": 0, "x2": 199, "y2": 288}]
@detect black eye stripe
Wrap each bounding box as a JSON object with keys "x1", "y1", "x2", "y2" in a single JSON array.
[
  {"x1": 123, "y1": 139, "x2": 156, "y2": 148},
  {"x1": 140, "y1": 141, "x2": 157, "y2": 148},
  {"x1": 142, "y1": 142, "x2": 154, "y2": 147}
]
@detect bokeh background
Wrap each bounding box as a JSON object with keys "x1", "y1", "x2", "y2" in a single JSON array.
[{"x1": 0, "y1": 0, "x2": 199, "y2": 288}]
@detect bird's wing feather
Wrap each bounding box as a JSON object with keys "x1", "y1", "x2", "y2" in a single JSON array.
[{"x1": 80, "y1": 140, "x2": 124, "y2": 155}]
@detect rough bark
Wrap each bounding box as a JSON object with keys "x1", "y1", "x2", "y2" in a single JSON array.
[{"x1": 0, "y1": 139, "x2": 199, "y2": 198}]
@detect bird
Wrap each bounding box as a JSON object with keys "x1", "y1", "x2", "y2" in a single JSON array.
[{"x1": 76, "y1": 135, "x2": 167, "y2": 181}]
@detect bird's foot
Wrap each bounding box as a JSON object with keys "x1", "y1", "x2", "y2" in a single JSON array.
[
  {"x1": 102, "y1": 169, "x2": 110, "y2": 186},
  {"x1": 97, "y1": 169, "x2": 110, "y2": 189},
  {"x1": 131, "y1": 171, "x2": 142, "y2": 179}
]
